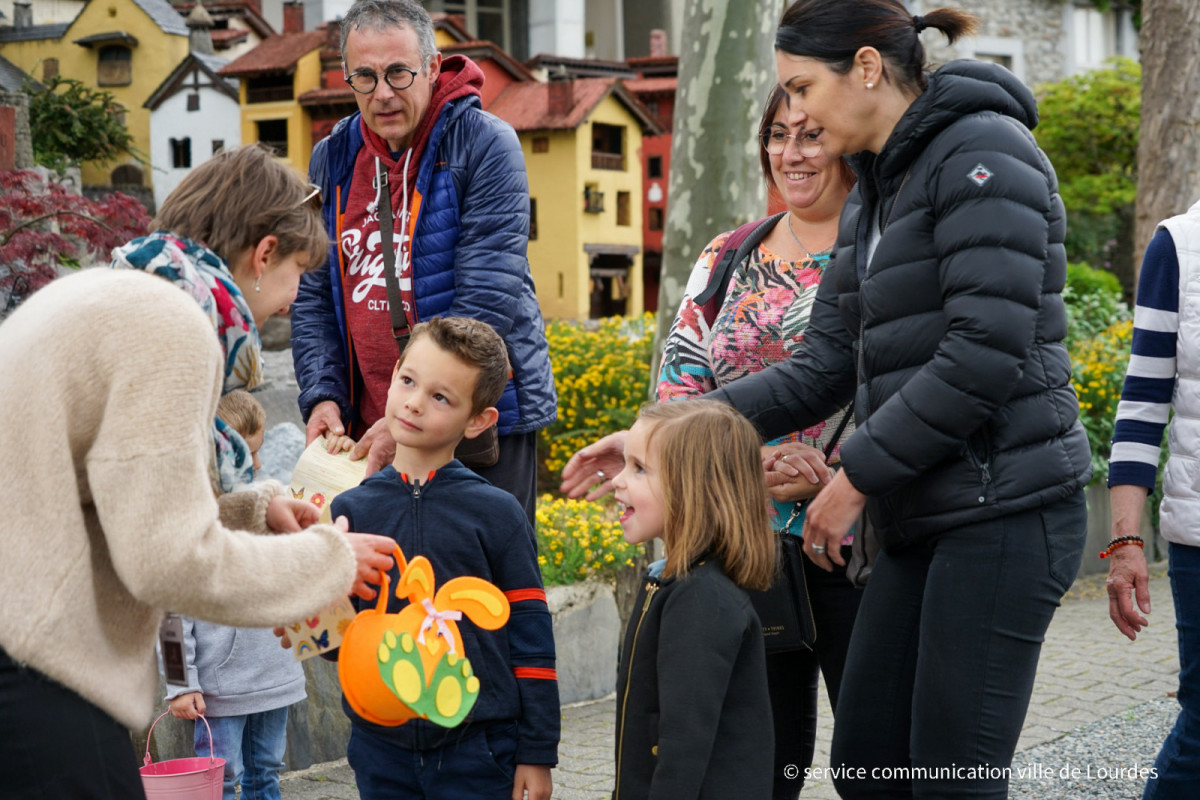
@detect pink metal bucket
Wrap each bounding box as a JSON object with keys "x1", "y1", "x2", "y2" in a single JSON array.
[{"x1": 139, "y1": 711, "x2": 225, "y2": 800}]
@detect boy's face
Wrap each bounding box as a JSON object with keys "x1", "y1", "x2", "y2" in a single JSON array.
[{"x1": 384, "y1": 336, "x2": 495, "y2": 459}]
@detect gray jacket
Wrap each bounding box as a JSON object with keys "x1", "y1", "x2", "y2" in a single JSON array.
[{"x1": 165, "y1": 618, "x2": 305, "y2": 717}]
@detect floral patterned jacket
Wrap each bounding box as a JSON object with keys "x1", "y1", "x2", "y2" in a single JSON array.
[{"x1": 657, "y1": 230, "x2": 852, "y2": 534}]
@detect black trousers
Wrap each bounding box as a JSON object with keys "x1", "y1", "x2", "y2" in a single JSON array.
[
  {"x1": 470, "y1": 430, "x2": 539, "y2": 532},
  {"x1": 0, "y1": 645, "x2": 146, "y2": 799},
  {"x1": 830, "y1": 491, "x2": 1086, "y2": 799},
  {"x1": 767, "y1": 544, "x2": 863, "y2": 800}
]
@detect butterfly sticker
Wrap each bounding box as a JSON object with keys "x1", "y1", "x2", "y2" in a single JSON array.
[
  {"x1": 310, "y1": 630, "x2": 330, "y2": 649},
  {"x1": 290, "y1": 487, "x2": 305, "y2": 499}
]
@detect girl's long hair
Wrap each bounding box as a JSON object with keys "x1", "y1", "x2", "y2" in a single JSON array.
[{"x1": 639, "y1": 400, "x2": 776, "y2": 591}]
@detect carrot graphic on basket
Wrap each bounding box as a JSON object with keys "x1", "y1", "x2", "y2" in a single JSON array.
[{"x1": 337, "y1": 546, "x2": 509, "y2": 728}]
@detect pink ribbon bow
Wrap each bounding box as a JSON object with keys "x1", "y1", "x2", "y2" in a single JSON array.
[{"x1": 417, "y1": 598, "x2": 462, "y2": 654}]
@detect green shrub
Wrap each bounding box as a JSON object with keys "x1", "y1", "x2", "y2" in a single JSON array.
[
  {"x1": 535, "y1": 495, "x2": 639, "y2": 586},
  {"x1": 1064, "y1": 261, "x2": 1131, "y2": 349},
  {"x1": 539, "y1": 314, "x2": 656, "y2": 484}
]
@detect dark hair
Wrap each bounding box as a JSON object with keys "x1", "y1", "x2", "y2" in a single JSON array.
[
  {"x1": 776, "y1": 0, "x2": 978, "y2": 93},
  {"x1": 757, "y1": 84, "x2": 856, "y2": 193},
  {"x1": 399, "y1": 316, "x2": 510, "y2": 415}
]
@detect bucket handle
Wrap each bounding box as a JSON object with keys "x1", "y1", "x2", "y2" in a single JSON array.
[{"x1": 143, "y1": 710, "x2": 215, "y2": 768}]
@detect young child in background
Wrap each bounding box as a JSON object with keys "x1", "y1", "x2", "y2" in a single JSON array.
[
  {"x1": 612, "y1": 400, "x2": 777, "y2": 799},
  {"x1": 328, "y1": 317, "x2": 558, "y2": 800},
  {"x1": 166, "y1": 389, "x2": 304, "y2": 800}
]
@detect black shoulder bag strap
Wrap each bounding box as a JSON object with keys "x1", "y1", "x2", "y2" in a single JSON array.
[{"x1": 375, "y1": 159, "x2": 412, "y2": 355}]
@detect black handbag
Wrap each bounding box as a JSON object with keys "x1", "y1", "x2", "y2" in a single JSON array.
[
  {"x1": 745, "y1": 411, "x2": 854, "y2": 653},
  {"x1": 746, "y1": 516, "x2": 818, "y2": 653},
  {"x1": 375, "y1": 161, "x2": 500, "y2": 469}
]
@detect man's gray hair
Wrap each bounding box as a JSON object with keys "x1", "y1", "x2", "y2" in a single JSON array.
[{"x1": 340, "y1": 0, "x2": 437, "y2": 66}]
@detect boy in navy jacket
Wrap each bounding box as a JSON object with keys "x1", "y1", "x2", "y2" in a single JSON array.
[{"x1": 327, "y1": 317, "x2": 558, "y2": 800}]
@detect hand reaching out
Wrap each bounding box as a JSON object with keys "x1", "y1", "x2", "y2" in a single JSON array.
[{"x1": 559, "y1": 431, "x2": 628, "y2": 500}]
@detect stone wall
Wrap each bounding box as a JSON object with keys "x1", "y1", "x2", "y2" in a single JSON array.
[
  {"x1": 919, "y1": 0, "x2": 1068, "y2": 88},
  {"x1": 0, "y1": 90, "x2": 34, "y2": 169}
]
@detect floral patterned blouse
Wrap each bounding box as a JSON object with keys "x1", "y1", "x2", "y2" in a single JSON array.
[{"x1": 657, "y1": 230, "x2": 853, "y2": 535}]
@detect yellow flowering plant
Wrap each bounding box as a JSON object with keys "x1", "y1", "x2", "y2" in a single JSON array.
[
  {"x1": 536, "y1": 494, "x2": 639, "y2": 586},
  {"x1": 1070, "y1": 318, "x2": 1133, "y2": 483},
  {"x1": 538, "y1": 314, "x2": 657, "y2": 483}
]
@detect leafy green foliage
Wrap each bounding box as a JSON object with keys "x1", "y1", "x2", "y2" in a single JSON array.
[
  {"x1": 1034, "y1": 58, "x2": 1140, "y2": 217},
  {"x1": 27, "y1": 76, "x2": 136, "y2": 171}
]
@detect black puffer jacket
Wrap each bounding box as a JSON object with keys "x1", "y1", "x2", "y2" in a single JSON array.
[{"x1": 714, "y1": 60, "x2": 1091, "y2": 546}]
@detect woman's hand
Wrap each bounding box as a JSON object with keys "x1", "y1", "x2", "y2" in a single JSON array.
[
  {"x1": 349, "y1": 418, "x2": 397, "y2": 477},
  {"x1": 336, "y1": 516, "x2": 396, "y2": 601},
  {"x1": 762, "y1": 442, "x2": 832, "y2": 502},
  {"x1": 265, "y1": 495, "x2": 322, "y2": 532},
  {"x1": 801, "y1": 470, "x2": 866, "y2": 571},
  {"x1": 1106, "y1": 543, "x2": 1152, "y2": 641},
  {"x1": 559, "y1": 431, "x2": 629, "y2": 500}
]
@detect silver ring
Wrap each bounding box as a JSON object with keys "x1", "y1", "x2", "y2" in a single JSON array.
[
  {"x1": 812, "y1": 545, "x2": 826, "y2": 554},
  {"x1": 597, "y1": 470, "x2": 606, "y2": 481}
]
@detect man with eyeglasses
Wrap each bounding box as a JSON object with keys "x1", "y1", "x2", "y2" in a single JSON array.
[{"x1": 292, "y1": 0, "x2": 556, "y2": 532}]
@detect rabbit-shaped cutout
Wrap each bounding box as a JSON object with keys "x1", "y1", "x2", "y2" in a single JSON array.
[{"x1": 338, "y1": 546, "x2": 510, "y2": 728}]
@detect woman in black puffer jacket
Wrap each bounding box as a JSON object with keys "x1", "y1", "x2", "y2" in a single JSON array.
[
  {"x1": 564, "y1": 2, "x2": 1091, "y2": 797},
  {"x1": 716, "y1": 2, "x2": 1092, "y2": 797}
]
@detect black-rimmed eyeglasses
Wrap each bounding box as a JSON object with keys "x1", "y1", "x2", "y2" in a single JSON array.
[
  {"x1": 344, "y1": 62, "x2": 426, "y2": 94},
  {"x1": 761, "y1": 128, "x2": 823, "y2": 158}
]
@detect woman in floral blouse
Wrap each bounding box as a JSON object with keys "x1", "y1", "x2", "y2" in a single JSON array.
[{"x1": 657, "y1": 85, "x2": 860, "y2": 800}]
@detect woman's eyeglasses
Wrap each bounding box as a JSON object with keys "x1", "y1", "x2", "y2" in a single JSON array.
[{"x1": 761, "y1": 128, "x2": 823, "y2": 158}]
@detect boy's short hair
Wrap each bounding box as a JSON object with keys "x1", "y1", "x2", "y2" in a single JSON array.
[
  {"x1": 216, "y1": 389, "x2": 266, "y2": 439},
  {"x1": 151, "y1": 145, "x2": 328, "y2": 272},
  {"x1": 401, "y1": 317, "x2": 510, "y2": 415}
]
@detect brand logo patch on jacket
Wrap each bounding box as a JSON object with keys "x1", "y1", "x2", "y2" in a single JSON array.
[{"x1": 968, "y1": 163, "x2": 994, "y2": 186}]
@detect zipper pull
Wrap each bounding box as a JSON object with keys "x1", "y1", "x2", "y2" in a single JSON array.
[
  {"x1": 978, "y1": 464, "x2": 991, "y2": 503},
  {"x1": 642, "y1": 581, "x2": 659, "y2": 611}
]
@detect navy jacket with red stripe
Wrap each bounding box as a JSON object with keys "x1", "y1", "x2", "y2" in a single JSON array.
[{"x1": 328, "y1": 462, "x2": 559, "y2": 764}]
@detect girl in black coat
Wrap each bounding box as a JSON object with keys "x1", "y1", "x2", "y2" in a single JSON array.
[{"x1": 610, "y1": 401, "x2": 777, "y2": 800}]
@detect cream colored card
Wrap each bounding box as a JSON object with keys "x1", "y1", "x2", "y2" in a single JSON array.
[
  {"x1": 287, "y1": 437, "x2": 369, "y2": 525},
  {"x1": 284, "y1": 597, "x2": 358, "y2": 661}
]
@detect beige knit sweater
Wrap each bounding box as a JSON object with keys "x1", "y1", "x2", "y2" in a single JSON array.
[{"x1": 0, "y1": 269, "x2": 356, "y2": 731}]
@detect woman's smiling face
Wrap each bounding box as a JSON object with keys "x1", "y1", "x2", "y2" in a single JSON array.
[
  {"x1": 766, "y1": 102, "x2": 847, "y2": 215},
  {"x1": 775, "y1": 50, "x2": 869, "y2": 157}
]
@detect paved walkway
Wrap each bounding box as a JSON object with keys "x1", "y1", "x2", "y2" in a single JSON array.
[{"x1": 279, "y1": 568, "x2": 1180, "y2": 799}]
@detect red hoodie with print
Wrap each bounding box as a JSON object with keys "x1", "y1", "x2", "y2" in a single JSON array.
[{"x1": 338, "y1": 55, "x2": 484, "y2": 430}]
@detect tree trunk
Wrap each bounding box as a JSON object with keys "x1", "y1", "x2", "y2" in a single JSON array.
[
  {"x1": 651, "y1": 0, "x2": 783, "y2": 379},
  {"x1": 1134, "y1": 0, "x2": 1200, "y2": 287}
]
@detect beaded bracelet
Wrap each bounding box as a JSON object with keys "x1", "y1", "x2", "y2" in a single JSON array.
[{"x1": 1099, "y1": 535, "x2": 1145, "y2": 559}]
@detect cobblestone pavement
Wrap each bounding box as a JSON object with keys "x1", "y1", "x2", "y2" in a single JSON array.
[{"x1": 281, "y1": 568, "x2": 1180, "y2": 799}]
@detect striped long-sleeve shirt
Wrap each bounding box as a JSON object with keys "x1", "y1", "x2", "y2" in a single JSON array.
[{"x1": 1108, "y1": 228, "x2": 1179, "y2": 489}]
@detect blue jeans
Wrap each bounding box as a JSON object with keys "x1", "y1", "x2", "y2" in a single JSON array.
[
  {"x1": 1143, "y1": 542, "x2": 1200, "y2": 799},
  {"x1": 195, "y1": 707, "x2": 289, "y2": 800},
  {"x1": 830, "y1": 491, "x2": 1086, "y2": 799},
  {"x1": 347, "y1": 722, "x2": 517, "y2": 800}
]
